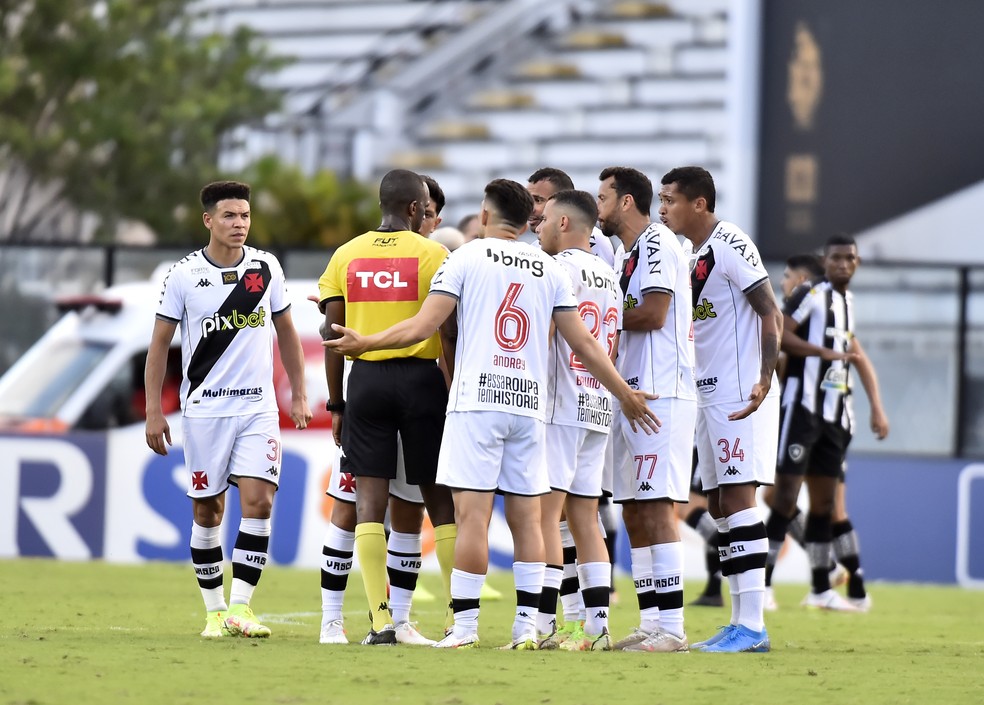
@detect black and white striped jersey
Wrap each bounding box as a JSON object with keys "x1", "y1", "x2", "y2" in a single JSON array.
[{"x1": 782, "y1": 280, "x2": 855, "y2": 432}]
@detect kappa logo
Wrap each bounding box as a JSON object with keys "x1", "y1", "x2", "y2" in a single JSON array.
[
  {"x1": 347, "y1": 258, "x2": 419, "y2": 302},
  {"x1": 724, "y1": 465, "x2": 740, "y2": 476},
  {"x1": 638, "y1": 481, "x2": 654, "y2": 492},
  {"x1": 789, "y1": 444, "x2": 805, "y2": 462},
  {"x1": 195, "y1": 279, "x2": 213, "y2": 288},
  {"x1": 594, "y1": 610, "x2": 608, "y2": 620},
  {"x1": 266, "y1": 465, "x2": 279, "y2": 477}
]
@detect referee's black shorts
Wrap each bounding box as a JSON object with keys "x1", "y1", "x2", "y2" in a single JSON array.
[
  {"x1": 777, "y1": 403, "x2": 852, "y2": 478},
  {"x1": 342, "y1": 357, "x2": 447, "y2": 485}
]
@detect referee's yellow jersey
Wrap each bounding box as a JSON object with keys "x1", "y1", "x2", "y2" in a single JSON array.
[{"x1": 319, "y1": 230, "x2": 448, "y2": 361}]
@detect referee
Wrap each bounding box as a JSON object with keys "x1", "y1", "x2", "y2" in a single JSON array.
[{"x1": 319, "y1": 169, "x2": 455, "y2": 645}]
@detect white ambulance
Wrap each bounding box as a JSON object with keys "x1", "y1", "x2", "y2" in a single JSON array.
[{"x1": 0, "y1": 266, "x2": 331, "y2": 433}]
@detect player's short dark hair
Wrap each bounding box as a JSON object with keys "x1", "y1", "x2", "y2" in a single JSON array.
[
  {"x1": 379, "y1": 169, "x2": 426, "y2": 215},
  {"x1": 786, "y1": 253, "x2": 824, "y2": 279},
  {"x1": 599, "y1": 166, "x2": 652, "y2": 215},
  {"x1": 484, "y1": 179, "x2": 534, "y2": 228},
  {"x1": 421, "y1": 174, "x2": 445, "y2": 214},
  {"x1": 825, "y1": 232, "x2": 857, "y2": 251},
  {"x1": 549, "y1": 189, "x2": 598, "y2": 229},
  {"x1": 457, "y1": 213, "x2": 478, "y2": 231},
  {"x1": 528, "y1": 167, "x2": 575, "y2": 192},
  {"x1": 200, "y1": 181, "x2": 250, "y2": 211},
  {"x1": 660, "y1": 166, "x2": 716, "y2": 213}
]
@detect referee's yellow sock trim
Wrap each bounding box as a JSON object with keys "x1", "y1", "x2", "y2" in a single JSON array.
[
  {"x1": 434, "y1": 523, "x2": 457, "y2": 630},
  {"x1": 355, "y1": 522, "x2": 390, "y2": 631}
]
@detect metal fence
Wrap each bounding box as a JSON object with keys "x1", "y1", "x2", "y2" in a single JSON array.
[{"x1": 2, "y1": 243, "x2": 982, "y2": 457}]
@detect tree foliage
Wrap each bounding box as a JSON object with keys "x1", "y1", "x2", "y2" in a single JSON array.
[
  {"x1": 0, "y1": 0, "x2": 285, "y2": 241},
  {"x1": 232, "y1": 157, "x2": 382, "y2": 248}
]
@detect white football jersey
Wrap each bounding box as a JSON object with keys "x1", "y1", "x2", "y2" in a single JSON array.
[
  {"x1": 615, "y1": 223, "x2": 696, "y2": 400},
  {"x1": 429, "y1": 238, "x2": 577, "y2": 421},
  {"x1": 589, "y1": 227, "x2": 617, "y2": 269},
  {"x1": 546, "y1": 248, "x2": 623, "y2": 431},
  {"x1": 690, "y1": 221, "x2": 780, "y2": 407},
  {"x1": 157, "y1": 246, "x2": 289, "y2": 417}
]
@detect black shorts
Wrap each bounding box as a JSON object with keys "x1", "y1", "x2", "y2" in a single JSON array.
[
  {"x1": 777, "y1": 403, "x2": 852, "y2": 478},
  {"x1": 342, "y1": 357, "x2": 447, "y2": 485}
]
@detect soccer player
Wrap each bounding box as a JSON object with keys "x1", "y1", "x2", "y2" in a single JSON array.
[
  {"x1": 528, "y1": 167, "x2": 617, "y2": 267},
  {"x1": 534, "y1": 189, "x2": 622, "y2": 651},
  {"x1": 457, "y1": 213, "x2": 483, "y2": 242},
  {"x1": 418, "y1": 175, "x2": 444, "y2": 238},
  {"x1": 145, "y1": 180, "x2": 313, "y2": 639},
  {"x1": 325, "y1": 179, "x2": 660, "y2": 650},
  {"x1": 768, "y1": 234, "x2": 889, "y2": 611},
  {"x1": 527, "y1": 167, "x2": 620, "y2": 631},
  {"x1": 762, "y1": 253, "x2": 825, "y2": 608},
  {"x1": 319, "y1": 169, "x2": 456, "y2": 646},
  {"x1": 596, "y1": 166, "x2": 696, "y2": 653},
  {"x1": 659, "y1": 166, "x2": 781, "y2": 653}
]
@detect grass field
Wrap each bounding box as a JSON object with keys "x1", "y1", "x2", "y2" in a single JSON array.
[{"x1": 1, "y1": 559, "x2": 981, "y2": 705}]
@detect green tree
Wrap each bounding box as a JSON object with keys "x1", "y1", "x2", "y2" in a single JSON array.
[
  {"x1": 0, "y1": 0, "x2": 286, "y2": 242},
  {"x1": 235, "y1": 157, "x2": 381, "y2": 248}
]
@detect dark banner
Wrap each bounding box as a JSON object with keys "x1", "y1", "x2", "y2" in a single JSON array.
[{"x1": 756, "y1": 1, "x2": 984, "y2": 259}]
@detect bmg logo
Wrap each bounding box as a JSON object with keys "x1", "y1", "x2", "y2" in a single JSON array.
[{"x1": 201, "y1": 307, "x2": 267, "y2": 338}]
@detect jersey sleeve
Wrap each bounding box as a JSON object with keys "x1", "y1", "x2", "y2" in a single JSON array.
[
  {"x1": 156, "y1": 264, "x2": 185, "y2": 323},
  {"x1": 269, "y1": 255, "x2": 290, "y2": 315},
  {"x1": 786, "y1": 284, "x2": 818, "y2": 325},
  {"x1": 429, "y1": 248, "x2": 464, "y2": 300},
  {"x1": 720, "y1": 237, "x2": 769, "y2": 293},
  {"x1": 639, "y1": 227, "x2": 677, "y2": 296},
  {"x1": 318, "y1": 248, "x2": 346, "y2": 306},
  {"x1": 548, "y1": 259, "x2": 577, "y2": 311}
]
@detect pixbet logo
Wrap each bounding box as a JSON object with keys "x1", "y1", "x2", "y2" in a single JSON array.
[
  {"x1": 201, "y1": 307, "x2": 267, "y2": 338},
  {"x1": 347, "y1": 258, "x2": 419, "y2": 302}
]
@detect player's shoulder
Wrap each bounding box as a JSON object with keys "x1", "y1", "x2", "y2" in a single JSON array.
[
  {"x1": 243, "y1": 245, "x2": 281, "y2": 265},
  {"x1": 165, "y1": 249, "x2": 207, "y2": 281}
]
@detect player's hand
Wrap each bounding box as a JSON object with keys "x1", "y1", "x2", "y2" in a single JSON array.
[
  {"x1": 729, "y1": 382, "x2": 769, "y2": 420},
  {"x1": 322, "y1": 324, "x2": 368, "y2": 356},
  {"x1": 145, "y1": 413, "x2": 172, "y2": 456},
  {"x1": 291, "y1": 398, "x2": 313, "y2": 430},
  {"x1": 331, "y1": 411, "x2": 344, "y2": 446},
  {"x1": 621, "y1": 390, "x2": 661, "y2": 435},
  {"x1": 871, "y1": 407, "x2": 889, "y2": 440}
]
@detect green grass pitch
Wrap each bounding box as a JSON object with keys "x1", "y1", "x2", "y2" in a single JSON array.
[{"x1": 1, "y1": 559, "x2": 981, "y2": 705}]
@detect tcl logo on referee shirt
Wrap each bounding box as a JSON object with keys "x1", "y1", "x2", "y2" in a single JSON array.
[{"x1": 347, "y1": 258, "x2": 419, "y2": 302}]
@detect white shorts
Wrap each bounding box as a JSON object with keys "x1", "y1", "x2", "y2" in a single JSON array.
[
  {"x1": 544, "y1": 423, "x2": 608, "y2": 498},
  {"x1": 613, "y1": 397, "x2": 696, "y2": 503},
  {"x1": 696, "y1": 395, "x2": 780, "y2": 491},
  {"x1": 602, "y1": 430, "x2": 615, "y2": 496},
  {"x1": 437, "y1": 411, "x2": 548, "y2": 496},
  {"x1": 326, "y1": 440, "x2": 424, "y2": 505},
  {"x1": 182, "y1": 412, "x2": 281, "y2": 499}
]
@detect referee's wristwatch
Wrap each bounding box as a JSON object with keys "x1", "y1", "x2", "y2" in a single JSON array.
[{"x1": 325, "y1": 401, "x2": 345, "y2": 413}]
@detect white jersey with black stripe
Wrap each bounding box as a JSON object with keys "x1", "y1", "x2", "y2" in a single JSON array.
[
  {"x1": 156, "y1": 246, "x2": 289, "y2": 417},
  {"x1": 689, "y1": 221, "x2": 779, "y2": 407},
  {"x1": 615, "y1": 222, "x2": 696, "y2": 400}
]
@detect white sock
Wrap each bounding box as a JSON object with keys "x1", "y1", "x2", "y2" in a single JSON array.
[
  {"x1": 651, "y1": 541, "x2": 685, "y2": 638},
  {"x1": 386, "y1": 530, "x2": 422, "y2": 625},
  {"x1": 191, "y1": 522, "x2": 226, "y2": 612},
  {"x1": 320, "y1": 522, "x2": 355, "y2": 622},
  {"x1": 450, "y1": 569, "x2": 485, "y2": 638},
  {"x1": 512, "y1": 561, "x2": 545, "y2": 639},
  {"x1": 578, "y1": 561, "x2": 611, "y2": 636},
  {"x1": 630, "y1": 546, "x2": 659, "y2": 633}
]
